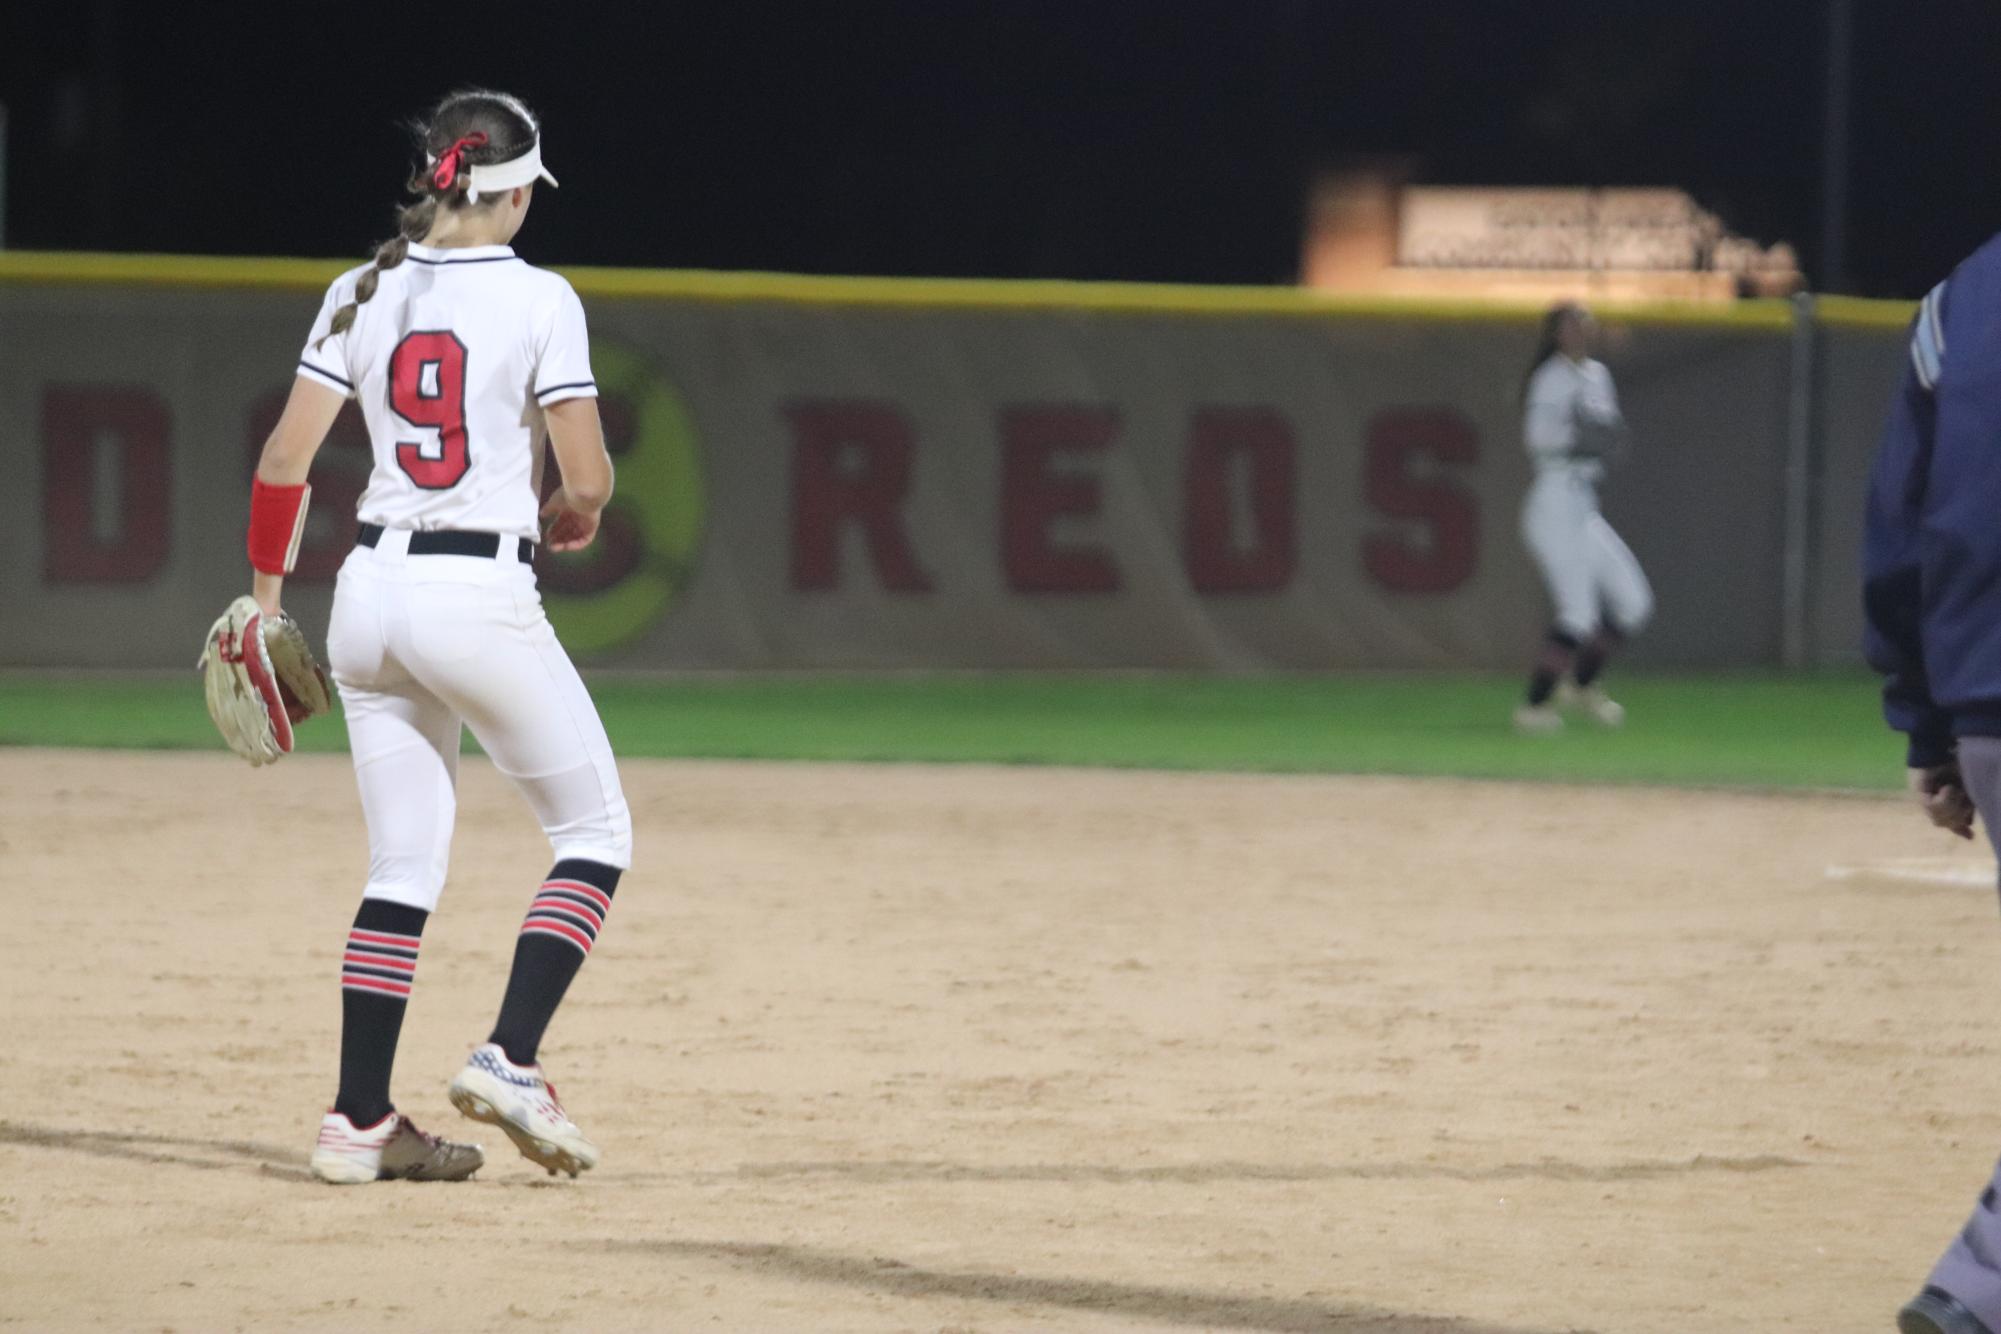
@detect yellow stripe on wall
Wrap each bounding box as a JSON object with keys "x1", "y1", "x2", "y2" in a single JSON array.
[
  {"x1": 0, "y1": 251, "x2": 352, "y2": 291},
  {"x1": 1813, "y1": 296, "x2": 1919, "y2": 331},
  {"x1": 0, "y1": 248, "x2": 1806, "y2": 329}
]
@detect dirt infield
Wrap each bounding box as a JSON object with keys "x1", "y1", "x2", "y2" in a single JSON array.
[{"x1": 3, "y1": 749, "x2": 2000, "y2": 1332}]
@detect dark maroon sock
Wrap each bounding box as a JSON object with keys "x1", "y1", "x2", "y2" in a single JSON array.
[
  {"x1": 1574, "y1": 628, "x2": 1625, "y2": 688},
  {"x1": 1525, "y1": 630, "x2": 1578, "y2": 706}
]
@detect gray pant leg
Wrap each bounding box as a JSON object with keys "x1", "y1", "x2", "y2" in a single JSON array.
[
  {"x1": 1923, "y1": 736, "x2": 2001, "y2": 1321},
  {"x1": 1964, "y1": 737, "x2": 2001, "y2": 871}
]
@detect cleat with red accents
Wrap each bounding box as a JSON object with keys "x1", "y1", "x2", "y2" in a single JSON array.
[{"x1": 447, "y1": 1043, "x2": 599, "y2": 1178}]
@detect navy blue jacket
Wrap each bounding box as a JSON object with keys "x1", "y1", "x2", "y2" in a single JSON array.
[{"x1": 1865, "y1": 233, "x2": 2001, "y2": 767}]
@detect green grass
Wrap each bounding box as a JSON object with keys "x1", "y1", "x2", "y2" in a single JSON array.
[{"x1": 0, "y1": 672, "x2": 1903, "y2": 791}]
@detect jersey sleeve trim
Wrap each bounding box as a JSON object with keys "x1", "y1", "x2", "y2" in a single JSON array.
[
  {"x1": 1912, "y1": 282, "x2": 1947, "y2": 391},
  {"x1": 535, "y1": 379, "x2": 598, "y2": 405},
  {"x1": 405, "y1": 253, "x2": 524, "y2": 267},
  {"x1": 297, "y1": 359, "x2": 355, "y2": 397}
]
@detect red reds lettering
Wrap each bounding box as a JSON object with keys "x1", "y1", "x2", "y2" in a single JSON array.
[
  {"x1": 785, "y1": 400, "x2": 1478, "y2": 597},
  {"x1": 787, "y1": 401, "x2": 934, "y2": 593},
  {"x1": 1183, "y1": 407, "x2": 1297, "y2": 594},
  {"x1": 1000, "y1": 406, "x2": 1122, "y2": 594},
  {"x1": 1361, "y1": 408, "x2": 1481, "y2": 596},
  {"x1": 41, "y1": 385, "x2": 173, "y2": 584}
]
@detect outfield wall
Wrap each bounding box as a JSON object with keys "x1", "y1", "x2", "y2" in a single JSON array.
[{"x1": 0, "y1": 254, "x2": 1907, "y2": 670}]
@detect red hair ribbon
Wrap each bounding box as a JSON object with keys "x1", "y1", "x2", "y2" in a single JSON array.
[{"x1": 431, "y1": 132, "x2": 489, "y2": 191}]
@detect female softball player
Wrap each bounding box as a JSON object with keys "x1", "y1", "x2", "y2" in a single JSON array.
[
  {"x1": 237, "y1": 90, "x2": 633, "y2": 1183},
  {"x1": 1513, "y1": 302, "x2": 1654, "y2": 733}
]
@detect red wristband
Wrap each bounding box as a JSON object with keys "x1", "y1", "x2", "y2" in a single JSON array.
[{"x1": 247, "y1": 478, "x2": 312, "y2": 575}]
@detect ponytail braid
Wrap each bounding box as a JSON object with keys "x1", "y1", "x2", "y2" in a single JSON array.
[
  {"x1": 318, "y1": 195, "x2": 441, "y2": 348},
  {"x1": 1520, "y1": 302, "x2": 1582, "y2": 404},
  {"x1": 316, "y1": 90, "x2": 540, "y2": 350}
]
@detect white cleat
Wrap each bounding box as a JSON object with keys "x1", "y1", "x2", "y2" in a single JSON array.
[
  {"x1": 309, "y1": 1110, "x2": 484, "y2": 1184},
  {"x1": 1558, "y1": 682, "x2": 1626, "y2": 728},
  {"x1": 1513, "y1": 703, "x2": 1564, "y2": 734},
  {"x1": 448, "y1": 1044, "x2": 600, "y2": 1178}
]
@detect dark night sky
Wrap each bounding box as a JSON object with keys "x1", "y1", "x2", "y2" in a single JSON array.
[{"x1": 4, "y1": 0, "x2": 1998, "y2": 297}]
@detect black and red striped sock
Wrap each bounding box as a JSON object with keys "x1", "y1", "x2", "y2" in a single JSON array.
[
  {"x1": 332, "y1": 898, "x2": 428, "y2": 1127},
  {"x1": 488, "y1": 858, "x2": 621, "y2": 1067}
]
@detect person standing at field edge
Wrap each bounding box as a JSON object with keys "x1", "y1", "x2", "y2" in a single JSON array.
[
  {"x1": 1866, "y1": 246, "x2": 2001, "y2": 1334},
  {"x1": 1513, "y1": 302, "x2": 1654, "y2": 734}
]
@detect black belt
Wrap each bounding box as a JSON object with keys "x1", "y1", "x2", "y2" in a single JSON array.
[{"x1": 357, "y1": 523, "x2": 534, "y2": 564}]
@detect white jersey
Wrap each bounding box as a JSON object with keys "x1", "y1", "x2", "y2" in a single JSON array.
[
  {"x1": 1523, "y1": 354, "x2": 1620, "y2": 485},
  {"x1": 298, "y1": 242, "x2": 598, "y2": 541},
  {"x1": 1519, "y1": 354, "x2": 1652, "y2": 639}
]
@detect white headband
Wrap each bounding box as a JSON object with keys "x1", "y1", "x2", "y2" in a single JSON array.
[{"x1": 463, "y1": 137, "x2": 559, "y2": 202}]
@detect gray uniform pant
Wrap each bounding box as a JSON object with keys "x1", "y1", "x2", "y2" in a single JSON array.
[
  {"x1": 1519, "y1": 472, "x2": 1654, "y2": 642},
  {"x1": 1926, "y1": 735, "x2": 2001, "y2": 1322}
]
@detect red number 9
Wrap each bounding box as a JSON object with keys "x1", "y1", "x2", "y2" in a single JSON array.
[{"x1": 389, "y1": 330, "x2": 470, "y2": 489}]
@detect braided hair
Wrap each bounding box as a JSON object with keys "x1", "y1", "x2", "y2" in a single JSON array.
[
  {"x1": 1520, "y1": 301, "x2": 1586, "y2": 403},
  {"x1": 319, "y1": 90, "x2": 542, "y2": 348}
]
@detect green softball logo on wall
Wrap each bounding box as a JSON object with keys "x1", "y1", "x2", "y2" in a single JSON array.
[{"x1": 539, "y1": 340, "x2": 704, "y2": 655}]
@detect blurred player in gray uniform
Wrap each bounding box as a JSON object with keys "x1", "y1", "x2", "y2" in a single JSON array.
[{"x1": 1513, "y1": 303, "x2": 1654, "y2": 733}]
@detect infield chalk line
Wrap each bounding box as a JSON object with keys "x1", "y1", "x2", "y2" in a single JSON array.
[{"x1": 1825, "y1": 857, "x2": 1995, "y2": 887}]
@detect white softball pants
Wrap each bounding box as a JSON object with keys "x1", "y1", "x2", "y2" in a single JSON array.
[
  {"x1": 326, "y1": 530, "x2": 633, "y2": 913},
  {"x1": 1520, "y1": 472, "x2": 1654, "y2": 641}
]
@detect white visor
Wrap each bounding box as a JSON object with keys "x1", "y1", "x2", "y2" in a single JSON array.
[{"x1": 460, "y1": 138, "x2": 559, "y2": 202}]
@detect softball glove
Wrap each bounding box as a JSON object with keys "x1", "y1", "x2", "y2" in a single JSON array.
[{"x1": 198, "y1": 595, "x2": 332, "y2": 766}]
